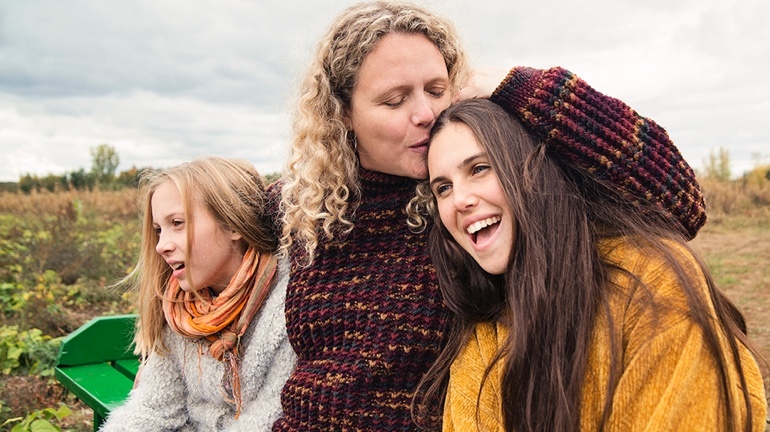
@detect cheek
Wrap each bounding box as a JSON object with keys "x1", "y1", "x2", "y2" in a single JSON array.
[
  {"x1": 432, "y1": 97, "x2": 451, "y2": 117},
  {"x1": 371, "y1": 110, "x2": 408, "y2": 141},
  {"x1": 437, "y1": 203, "x2": 462, "y2": 242}
]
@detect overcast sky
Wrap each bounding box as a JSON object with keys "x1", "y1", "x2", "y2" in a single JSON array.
[{"x1": 1, "y1": 0, "x2": 768, "y2": 182}]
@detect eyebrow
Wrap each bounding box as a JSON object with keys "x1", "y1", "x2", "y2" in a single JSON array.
[{"x1": 429, "y1": 151, "x2": 487, "y2": 189}]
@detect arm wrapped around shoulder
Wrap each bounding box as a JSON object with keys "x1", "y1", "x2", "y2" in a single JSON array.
[{"x1": 490, "y1": 67, "x2": 706, "y2": 240}]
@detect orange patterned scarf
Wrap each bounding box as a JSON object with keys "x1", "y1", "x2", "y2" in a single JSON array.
[{"x1": 163, "y1": 247, "x2": 278, "y2": 417}]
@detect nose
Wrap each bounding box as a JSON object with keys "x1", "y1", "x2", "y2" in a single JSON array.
[
  {"x1": 155, "y1": 232, "x2": 174, "y2": 255},
  {"x1": 452, "y1": 182, "x2": 478, "y2": 211},
  {"x1": 411, "y1": 94, "x2": 438, "y2": 127}
]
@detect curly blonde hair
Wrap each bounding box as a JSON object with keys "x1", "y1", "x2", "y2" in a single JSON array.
[{"x1": 279, "y1": 1, "x2": 468, "y2": 264}]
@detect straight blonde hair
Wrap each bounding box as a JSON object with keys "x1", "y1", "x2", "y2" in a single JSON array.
[{"x1": 123, "y1": 157, "x2": 275, "y2": 357}]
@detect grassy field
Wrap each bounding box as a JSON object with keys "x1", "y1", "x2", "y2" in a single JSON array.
[{"x1": 694, "y1": 212, "x2": 770, "y2": 360}]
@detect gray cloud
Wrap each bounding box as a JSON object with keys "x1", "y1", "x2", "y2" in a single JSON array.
[{"x1": 0, "y1": 0, "x2": 768, "y2": 182}]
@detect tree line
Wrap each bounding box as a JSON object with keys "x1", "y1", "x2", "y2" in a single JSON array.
[{"x1": 3, "y1": 144, "x2": 149, "y2": 194}]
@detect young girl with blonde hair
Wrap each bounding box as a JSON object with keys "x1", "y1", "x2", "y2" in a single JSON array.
[{"x1": 101, "y1": 156, "x2": 295, "y2": 432}]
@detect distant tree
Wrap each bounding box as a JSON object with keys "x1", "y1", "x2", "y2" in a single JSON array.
[
  {"x1": 703, "y1": 147, "x2": 731, "y2": 181},
  {"x1": 41, "y1": 174, "x2": 62, "y2": 192},
  {"x1": 59, "y1": 173, "x2": 70, "y2": 190},
  {"x1": 263, "y1": 171, "x2": 282, "y2": 185},
  {"x1": 68, "y1": 168, "x2": 96, "y2": 191},
  {"x1": 742, "y1": 164, "x2": 770, "y2": 187},
  {"x1": 116, "y1": 166, "x2": 149, "y2": 188},
  {"x1": 19, "y1": 173, "x2": 38, "y2": 194},
  {"x1": 90, "y1": 143, "x2": 120, "y2": 188}
]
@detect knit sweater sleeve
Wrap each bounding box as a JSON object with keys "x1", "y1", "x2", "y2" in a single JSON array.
[
  {"x1": 489, "y1": 67, "x2": 706, "y2": 240},
  {"x1": 98, "y1": 340, "x2": 190, "y2": 432},
  {"x1": 591, "y1": 240, "x2": 767, "y2": 431}
]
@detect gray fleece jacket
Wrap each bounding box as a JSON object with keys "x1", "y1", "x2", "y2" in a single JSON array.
[{"x1": 100, "y1": 260, "x2": 295, "y2": 432}]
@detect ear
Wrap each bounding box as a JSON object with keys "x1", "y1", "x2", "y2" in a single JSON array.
[
  {"x1": 342, "y1": 108, "x2": 352, "y2": 131},
  {"x1": 230, "y1": 230, "x2": 242, "y2": 242}
]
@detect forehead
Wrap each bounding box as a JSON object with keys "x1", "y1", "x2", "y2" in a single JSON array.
[
  {"x1": 150, "y1": 180, "x2": 189, "y2": 218},
  {"x1": 428, "y1": 123, "x2": 482, "y2": 171},
  {"x1": 151, "y1": 180, "x2": 181, "y2": 204},
  {"x1": 357, "y1": 32, "x2": 447, "y2": 87}
]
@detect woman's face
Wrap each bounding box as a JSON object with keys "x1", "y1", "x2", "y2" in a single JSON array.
[
  {"x1": 152, "y1": 180, "x2": 244, "y2": 294},
  {"x1": 345, "y1": 32, "x2": 451, "y2": 179},
  {"x1": 428, "y1": 122, "x2": 515, "y2": 275}
]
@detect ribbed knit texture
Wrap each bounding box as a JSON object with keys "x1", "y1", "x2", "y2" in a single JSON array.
[
  {"x1": 443, "y1": 238, "x2": 767, "y2": 431},
  {"x1": 269, "y1": 169, "x2": 448, "y2": 431},
  {"x1": 490, "y1": 67, "x2": 707, "y2": 240}
]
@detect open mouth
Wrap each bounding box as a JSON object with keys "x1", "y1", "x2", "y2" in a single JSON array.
[
  {"x1": 466, "y1": 216, "x2": 501, "y2": 244},
  {"x1": 170, "y1": 262, "x2": 185, "y2": 271}
]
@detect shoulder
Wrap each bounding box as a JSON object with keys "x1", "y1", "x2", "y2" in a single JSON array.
[
  {"x1": 599, "y1": 236, "x2": 703, "y2": 291},
  {"x1": 599, "y1": 236, "x2": 709, "y2": 318},
  {"x1": 598, "y1": 237, "x2": 714, "y2": 337}
]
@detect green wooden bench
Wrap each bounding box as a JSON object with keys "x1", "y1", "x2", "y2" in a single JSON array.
[{"x1": 54, "y1": 314, "x2": 139, "y2": 431}]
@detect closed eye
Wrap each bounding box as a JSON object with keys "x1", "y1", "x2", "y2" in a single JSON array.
[
  {"x1": 427, "y1": 88, "x2": 446, "y2": 98},
  {"x1": 384, "y1": 96, "x2": 406, "y2": 108}
]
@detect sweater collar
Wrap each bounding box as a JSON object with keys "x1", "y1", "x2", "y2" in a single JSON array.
[{"x1": 358, "y1": 167, "x2": 419, "y2": 196}]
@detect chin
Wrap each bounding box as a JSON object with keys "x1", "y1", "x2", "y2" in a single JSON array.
[
  {"x1": 480, "y1": 261, "x2": 506, "y2": 276},
  {"x1": 407, "y1": 165, "x2": 428, "y2": 180}
]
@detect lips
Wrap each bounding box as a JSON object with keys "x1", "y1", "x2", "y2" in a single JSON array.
[
  {"x1": 410, "y1": 137, "x2": 430, "y2": 149},
  {"x1": 168, "y1": 261, "x2": 185, "y2": 278},
  {"x1": 466, "y1": 216, "x2": 501, "y2": 245}
]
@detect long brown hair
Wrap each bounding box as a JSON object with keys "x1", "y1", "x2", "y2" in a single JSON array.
[{"x1": 414, "y1": 99, "x2": 764, "y2": 431}]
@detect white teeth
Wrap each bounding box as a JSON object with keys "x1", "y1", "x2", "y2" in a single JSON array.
[
  {"x1": 466, "y1": 216, "x2": 501, "y2": 235},
  {"x1": 171, "y1": 263, "x2": 183, "y2": 270}
]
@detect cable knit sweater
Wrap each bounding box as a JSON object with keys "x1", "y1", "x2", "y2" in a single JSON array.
[
  {"x1": 269, "y1": 169, "x2": 448, "y2": 431},
  {"x1": 443, "y1": 238, "x2": 767, "y2": 431},
  {"x1": 100, "y1": 260, "x2": 296, "y2": 432}
]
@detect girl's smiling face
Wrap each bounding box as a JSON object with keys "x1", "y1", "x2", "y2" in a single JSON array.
[
  {"x1": 151, "y1": 180, "x2": 244, "y2": 294},
  {"x1": 428, "y1": 122, "x2": 515, "y2": 275}
]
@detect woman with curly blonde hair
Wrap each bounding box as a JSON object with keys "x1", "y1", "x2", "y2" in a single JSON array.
[
  {"x1": 268, "y1": 2, "x2": 708, "y2": 430},
  {"x1": 270, "y1": 3, "x2": 467, "y2": 429}
]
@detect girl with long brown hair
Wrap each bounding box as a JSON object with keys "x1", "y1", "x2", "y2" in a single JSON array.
[{"x1": 417, "y1": 68, "x2": 767, "y2": 431}]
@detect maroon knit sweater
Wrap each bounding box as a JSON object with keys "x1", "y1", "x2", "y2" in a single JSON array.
[{"x1": 269, "y1": 169, "x2": 448, "y2": 431}]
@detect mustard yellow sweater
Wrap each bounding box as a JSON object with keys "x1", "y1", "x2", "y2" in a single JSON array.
[{"x1": 443, "y1": 238, "x2": 767, "y2": 431}]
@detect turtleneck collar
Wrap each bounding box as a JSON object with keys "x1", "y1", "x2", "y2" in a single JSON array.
[{"x1": 358, "y1": 166, "x2": 420, "y2": 196}]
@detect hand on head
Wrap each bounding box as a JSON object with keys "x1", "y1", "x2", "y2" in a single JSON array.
[{"x1": 456, "y1": 66, "x2": 511, "y2": 102}]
